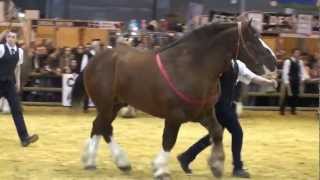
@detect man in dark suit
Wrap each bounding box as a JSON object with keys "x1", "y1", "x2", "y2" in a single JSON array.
[
  {"x1": 0, "y1": 30, "x2": 38, "y2": 147},
  {"x1": 280, "y1": 49, "x2": 306, "y2": 115}
]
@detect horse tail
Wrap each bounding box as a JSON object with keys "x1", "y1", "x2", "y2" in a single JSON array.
[{"x1": 71, "y1": 71, "x2": 86, "y2": 108}]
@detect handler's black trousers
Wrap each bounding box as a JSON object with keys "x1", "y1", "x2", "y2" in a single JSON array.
[
  {"x1": 0, "y1": 80, "x2": 29, "y2": 141},
  {"x1": 280, "y1": 80, "x2": 300, "y2": 113},
  {"x1": 182, "y1": 102, "x2": 244, "y2": 170},
  {"x1": 83, "y1": 95, "x2": 89, "y2": 111}
]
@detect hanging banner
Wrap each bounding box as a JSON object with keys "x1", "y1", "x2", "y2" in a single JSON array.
[
  {"x1": 62, "y1": 74, "x2": 77, "y2": 107},
  {"x1": 62, "y1": 74, "x2": 94, "y2": 107},
  {"x1": 296, "y1": 14, "x2": 313, "y2": 35},
  {"x1": 186, "y1": 2, "x2": 204, "y2": 30},
  {"x1": 247, "y1": 12, "x2": 264, "y2": 33},
  {"x1": 0, "y1": 2, "x2": 4, "y2": 22}
]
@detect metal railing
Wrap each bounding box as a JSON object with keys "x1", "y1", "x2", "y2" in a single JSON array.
[{"x1": 21, "y1": 80, "x2": 319, "y2": 110}]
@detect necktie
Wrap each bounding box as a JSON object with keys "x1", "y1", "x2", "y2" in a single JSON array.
[{"x1": 11, "y1": 48, "x2": 15, "y2": 55}]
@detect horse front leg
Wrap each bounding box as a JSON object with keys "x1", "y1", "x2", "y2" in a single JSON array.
[
  {"x1": 201, "y1": 108, "x2": 225, "y2": 178},
  {"x1": 152, "y1": 120, "x2": 181, "y2": 180}
]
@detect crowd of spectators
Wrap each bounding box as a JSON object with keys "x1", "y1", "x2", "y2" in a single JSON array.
[
  {"x1": 21, "y1": 38, "x2": 108, "y2": 101},
  {"x1": 27, "y1": 39, "x2": 107, "y2": 76}
]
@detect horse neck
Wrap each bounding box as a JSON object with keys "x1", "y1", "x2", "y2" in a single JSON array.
[
  {"x1": 159, "y1": 28, "x2": 237, "y2": 95},
  {"x1": 164, "y1": 27, "x2": 237, "y2": 80},
  {"x1": 204, "y1": 27, "x2": 238, "y2": 79}
]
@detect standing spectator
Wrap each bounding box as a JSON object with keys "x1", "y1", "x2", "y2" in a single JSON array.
[
  {"x1": 80, "y1": 39, "x2": 101, "y2": 72},
  {"x1": 79, "y1": 39, "x2": 102, "y2": 112},
  {"x1": 280, "y1": 49, "x2": 306, "y2": 115}
]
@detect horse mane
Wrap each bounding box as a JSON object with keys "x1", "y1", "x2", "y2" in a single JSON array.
[{"x1": 158, "y1": 22, "x2": 237, "y2": 52}]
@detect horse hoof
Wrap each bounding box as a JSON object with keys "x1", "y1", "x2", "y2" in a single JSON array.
[
  {"x1": 154, "y1": 173, "x2": 171, "y2": 180},
  {"x1": 210, "y1": 164, "x2": 223, "y2": 178},
  {"x1": 84, "y1": 165, "x2": 97, "y2": 170},
  {"x1": 211, "y1": 168, "x2": 222, "y2": 178},
  {"x1": 119, "y1": 165, "x2": 132, "y2": 172}
]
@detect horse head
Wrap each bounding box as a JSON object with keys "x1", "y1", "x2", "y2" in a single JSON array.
[{"x1": 236, "y1": 20, "x2": 277, "y2": 75}]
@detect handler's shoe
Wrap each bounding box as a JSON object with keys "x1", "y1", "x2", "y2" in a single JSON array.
[
  {"x1": 233, "y1": 168, "x2": 250, "y2": 178},
  {"x1": 177, "y1": 154, "x2": 193, "y2": 174},
  {"x1": 21, "y1": 134, "x2": 39, "y2": 147}
]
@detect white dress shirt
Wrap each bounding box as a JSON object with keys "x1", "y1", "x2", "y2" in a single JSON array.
[
  {"x1": 80, "y1": 50, "x2": 96, "y2": 72},
  {"x1": 0, "y1": 43, "x2": 24, "y2": 65},
  {"x1": 233, "y1": 60, "x2": 259, "y2": 85}
]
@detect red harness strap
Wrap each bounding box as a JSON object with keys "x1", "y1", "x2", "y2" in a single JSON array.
[{"x1": 156, "y1": 53, "x2": 216, "y2": 107}]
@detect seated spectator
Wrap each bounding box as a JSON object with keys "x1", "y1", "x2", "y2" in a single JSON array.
[
  {"x1": 63, "y1": 66, "x2": 72, "y2": 74},
  {"x1": 47, "y1": 48, "x2": 62, "y2": 76},
  {"x1": 32, "y1": 46, "x2": 49, "y2": 73},
  {"x1": 137, "y1": 36, "x2": 151, "y2": 50},
  {"x1": 309, "y1": 52, "x2": 320, "y2": 79},
  {"x1": 60, "y1": 47, "x2": 74, "y2": 72},
  {"x1": 70, "y1": 59, "x2": 79, "y2": 74},
  {"x1": 44, "y1": 39, "x2": 55, "y2": 54},
  {"x1": 74, "y1": 45, "x2": 85, "y2": 73},
  {"x1": 84, "y1": 43, "x2": 91, "y2": 54},
  {"x1": 131, "y1": 37, "x2": 140, "y2": 47}
]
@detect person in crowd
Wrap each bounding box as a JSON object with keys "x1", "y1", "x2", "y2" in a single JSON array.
[
  {"x1": 74, "y1": 45, "x2": 85, "y2": 74},
  {"x1": 69, "y1": 59, "x2": 79, "y2": 74},
  {"x1": 60, "y1": 47, "x2": 75, "y2": 73},
  {"x1": 79, "y1": 39, "x2": 102, "y2": 112},
  {"x1": 32, "y1": 46, "x2": 49, "y2": 73},
  {"x1": 47, "y1": 48, "x2": 62, "y2": 76},
  {"x1": 280, "y1": 48, "x2": 307, "y2": 115}
]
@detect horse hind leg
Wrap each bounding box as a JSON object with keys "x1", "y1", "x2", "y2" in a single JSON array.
[
  {"x1": 81, "y1": 104, "x2": 118, "y2": 170},
  {"x1": 152, "y1": 120, "x2": 181, "y2": 180},
  {"x1": 81, "y1": 115, "x2": 102, "y2": 170},
  {"x1": 105, "y1": 102, "x2": 132, "y2": 172},
  {"x1": 82, "y1": 102, "x2": 131, "y2": 171}
]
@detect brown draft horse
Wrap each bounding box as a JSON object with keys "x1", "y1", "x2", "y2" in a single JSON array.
[{"x1": 72, "y1": 21, "x2": 277, "y2": 179}]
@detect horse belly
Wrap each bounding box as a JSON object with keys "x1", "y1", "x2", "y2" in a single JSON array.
[{"x1": 116, "y1": 59, "x2": 167, "y2": 117}]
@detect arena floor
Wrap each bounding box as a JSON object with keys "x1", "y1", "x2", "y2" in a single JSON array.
[{"x1": 0, "y1": 107, "x2": 318, "y2": 180}]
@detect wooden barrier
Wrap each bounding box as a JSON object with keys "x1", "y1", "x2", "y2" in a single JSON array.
[
  {"x1": 31, "y1": 19, "x2": 121, "y2": 47},
  {"x1": 21, "y1": 81, "x2": 318, "y2": 110}
]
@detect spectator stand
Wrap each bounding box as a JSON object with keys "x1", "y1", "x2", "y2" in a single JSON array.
[
  {"x1": 21, "y1": 18, "x2": 122, "y2": 106},
  {"x1": 30, "y1": 19, "x2": 121, "y2": 48}
]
